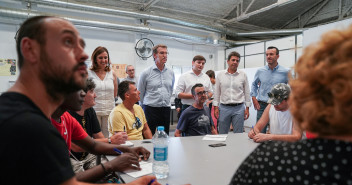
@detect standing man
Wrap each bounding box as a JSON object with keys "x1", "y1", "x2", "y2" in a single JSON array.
[
  {"x1": 0, "y1": 15, "x2": 158, "y2": 185},
  {"x1": 122, "y1": 65, "x2": 138, "y2": 86},
  {"x1": 174, "y1": 83, "x2": 217, "y2": 137},
  {"x1": 250, "y1": 46, "x2": 289, "y2": 133},
  {"x1": 213, "y1": 51, "x2": 251, "y2": 134},
  {"x1": 175, "y1": 55, "x2": 213, "y2": 113},
  {"x1": 138, "y1": 44, "x2": 175, "y2": 135}
]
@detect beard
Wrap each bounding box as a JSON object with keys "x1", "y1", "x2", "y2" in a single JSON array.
[{"x1": 39, "y1": 48, "x2": 87, "y2": 101}]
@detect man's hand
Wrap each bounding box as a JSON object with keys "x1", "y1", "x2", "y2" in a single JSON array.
[
  {"x1": 176, "y1": 108, "x2": 181, "y2": 113},
  {"x1": 244, "y1": 107, "x2": 249, "y2": 120},
  {"x1": 252, "y1": 133, "x2": 271, "y2": 143},
  {"x1": 129, "y1": 146, "x2": 151, "y2": 161},
  {"x1": 111, "y1": 132, "x2": 128, "y2": 144},
  {"x1": 214, "y1": 106, "x2": 219, "y2": 119},
  {"x1": 252, "y1": 97, "x2": 260, "y2": 110},
  {"x1": 126, "y1": 175, "x2": 161, "y2": 185},
  {"x1": 106, "y1": 153, "x2": 141, "y2": 172}
]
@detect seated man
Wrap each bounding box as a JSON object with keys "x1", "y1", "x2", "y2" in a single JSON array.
[
  {"x1": 51, "y1": 89, "x2": 151, "y2": 183},
  {"x1": 68, "y1": 78, "x2": 128, "y2": 173},
  {"x1": 108, "y1": 81, "x2": 153, "y2": 140},
  {"x1": 248, "y1": 83, "x2": 302, "y2": 142},
  {"x1": 174, "y1": 83, "x2": 218, "y2": 137}
]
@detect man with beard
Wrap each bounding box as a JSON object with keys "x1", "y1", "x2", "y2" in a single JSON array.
[
  {"x1": 0, "y1": 16, "x2": 158, "y2": 185},
  {"x1": 213, "y1": 51, "x2": 251, "y2": 134},
  {"x1": 174, "y1": 83, "x2": 217, "y2": 137},
  {"x1": 248, "y1": 83, "x2": 302, "y2": 143},
  {"x1": 175, "y1": 55, "x2": 213, "y2": 113},
  {"x1": 138, "y1": 44, "x2": 175, "y2": 135}
]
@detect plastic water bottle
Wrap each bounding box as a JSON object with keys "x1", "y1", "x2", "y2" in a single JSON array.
[{"x1": 152, "y1": 126, "x2": 169, "y2": 179}]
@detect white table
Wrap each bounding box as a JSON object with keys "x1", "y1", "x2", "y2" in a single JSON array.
[{"x1": 107, "y1": 133, "x2": 259, "y2": 185}]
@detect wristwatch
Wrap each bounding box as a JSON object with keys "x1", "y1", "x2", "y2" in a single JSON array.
[{"x1": 108, "y1": 137, "x2": 111, "y2": 144}]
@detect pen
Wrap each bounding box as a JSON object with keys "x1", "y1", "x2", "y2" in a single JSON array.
[
  {"x1": 148, "y1": 179, "x2": 155, "y2": 185},
  {"x1": 252, "y1": 126, "x2": 256, "y2": 134},
  {"x1": 113, "y1": 148, "x2": 123, "y2": 155},
  {"x1": 124, "y1": 125, "x2": 126, "y2": 132}
]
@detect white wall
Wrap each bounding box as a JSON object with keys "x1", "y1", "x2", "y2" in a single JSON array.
[{"x1": 0, "y1": 23, "x2": 221, "y2": 93}]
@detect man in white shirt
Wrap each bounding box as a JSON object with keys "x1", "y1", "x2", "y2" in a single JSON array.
[
  {"x1": 213, "y1": 51, "x2": 251, "y2": 133},
  {"x1": 248, "y1": 83, "x2": 302, "y2": 142},
  {"x1": 175, "y1": 55, "x2": 213, "y2": 113}
]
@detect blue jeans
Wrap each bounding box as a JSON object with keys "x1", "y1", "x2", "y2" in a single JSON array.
[
  {"x1": 218, "y1": 104, "x2": 245, "y2": 134},
  {"x1": 256, "y1": 101, "x2": 269, "y2": 133}
]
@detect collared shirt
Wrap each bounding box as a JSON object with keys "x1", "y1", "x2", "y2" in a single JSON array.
[
  {"x1": 213, "y1": 69, "x2": 251, "y2": 107},
  {"x1": 250, "y1": 64, "x2": 289, "y2": 102},
  {"x1": 122, "y1": 76, "x2": 139, "y2": 87},
  {"x1": 175, "y1": 70, "x2": 213, "y2": 106},
  {"x1": 138, "y1": 63, "x2": 175, "y2": 107}
]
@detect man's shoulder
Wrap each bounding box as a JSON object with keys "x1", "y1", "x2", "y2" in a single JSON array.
[
  {"x1": 0, "y1": 92, "x2": 46, "y2": 124},
  {"x1": 276, "y1": 65, "x2": 290, "y2": 72}
]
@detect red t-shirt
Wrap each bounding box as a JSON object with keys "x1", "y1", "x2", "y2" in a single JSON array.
[{"x1": 51, "y1": 112, "x2": 88, "y2": 151}]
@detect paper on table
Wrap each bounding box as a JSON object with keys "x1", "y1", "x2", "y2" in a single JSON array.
[
  {"x1": 202, "y1": 134, "x2": 228, "y2": 141},
  {"x1": 121, "y1": 140, "x2": 134, "y2": 147},
  {"x1": 125, "y1": 161, "x2": 153, "y2": 178}
]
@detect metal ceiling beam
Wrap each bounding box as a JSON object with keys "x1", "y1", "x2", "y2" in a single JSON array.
[
  {"x1": 224, "y1": 3, "x2": 278, "y2": 24},
  {"x1": 302, "y1": 0, "x2": 330, "y2": 27},
  {"x1": 280, "y1": 0, "x2": 325, "y2": 29},
  {"x1": 341, "y1": 3, "x2": 352, "y2": 19},
  {"x1": 140, "y1": 0, "x2": 160, "y2": 11},
  {"x1": 1, "y1": 7, "x2": 261, "y2": 46},
  {"x1": 222, "y1": 2, "x2": 241, "y2": 19},
  {"x1": 19, "y1": 0, "x2": 224, "y2": 33},
  {"x1": 243, "y1": 0, "x2": 256, "y2": 14}
]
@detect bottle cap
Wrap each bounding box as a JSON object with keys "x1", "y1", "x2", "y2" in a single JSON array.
[{"x1": 157, "y1": 126, "x2": 165, "y2": 131}]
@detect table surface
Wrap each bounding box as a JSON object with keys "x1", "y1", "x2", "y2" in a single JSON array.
[{"x1": 107, "y1": 133, "x2": 259, "y2": 185}]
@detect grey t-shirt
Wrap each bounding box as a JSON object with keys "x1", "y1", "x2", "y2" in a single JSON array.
[{"x1": 177, "y1": 105, "x2": 214, "y2": 136}]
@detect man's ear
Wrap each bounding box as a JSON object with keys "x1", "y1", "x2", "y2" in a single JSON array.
[{"x1": 21, "y1": 38, "x2": 40, "y2": 64}]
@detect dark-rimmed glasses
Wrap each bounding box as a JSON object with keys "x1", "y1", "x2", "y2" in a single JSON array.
[{"x1": 197, "y1": 91, "x2": 208, "y2": 96}]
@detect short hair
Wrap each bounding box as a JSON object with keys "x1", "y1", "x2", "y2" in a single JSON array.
[
  {"x1": 118, "y1": 80, "x2": 135, "y2": 100},
  {"x1": 16, "y1": 16, "x2": 53, "y2": 69},
  {"x1": 152, "y1": 44, "x2": 167, "y2": 55},
  {"x1": 192, "y1": 55, "x2": 206, "y2": 63},
  {"x1": 267, "y1": 46, "x2": 279, "y2": 55},
  {"x1": 90, "y1": 46, "x2": 111, "y2": 72},
  {"x1": 206, "y1": 70, "x2": 215, "y2": 78},
  {"x1": 227, "y1": 51, "x2": 241, "y2": 61},
  {"x1": 83, "y1": 78, "x2": 96, "y2": 93},
  {"x1": 289, "y1": 26, "x2": 352, "y2": 136},
  {"x1": 191, "y1": 83, "x2": 204, "y2": 96},
  {"x1": 125, "y1": 65, "x2": 134, "y2": 72}
]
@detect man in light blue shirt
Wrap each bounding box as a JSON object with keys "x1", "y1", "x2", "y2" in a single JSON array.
[
  {"x1": 250, "y1": 46, "x2": 289, "y2": 133},
  {"x1": 138, "y1": 44, "x2": 175, "y2": 135}
]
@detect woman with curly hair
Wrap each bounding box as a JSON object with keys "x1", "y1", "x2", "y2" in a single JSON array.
[{"x1": 230, "y1": 26, "x2": 352, "y2": 184}]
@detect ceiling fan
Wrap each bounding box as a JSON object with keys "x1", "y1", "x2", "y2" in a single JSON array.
[{"x1": 135, "y1": 38, "x2": 154, "y2": 60}]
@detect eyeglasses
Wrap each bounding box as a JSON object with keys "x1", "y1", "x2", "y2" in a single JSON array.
[
  {"x1": 196, "y1": 91, "x2": 208, "y2": 96},
  {"x1": 132, "y1": 116, "x2": 142, "y2": 130},
  {"x1": 158, "y1": 52, "x2": 169, "y2": 55}
]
